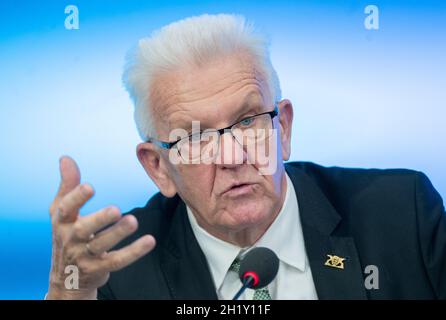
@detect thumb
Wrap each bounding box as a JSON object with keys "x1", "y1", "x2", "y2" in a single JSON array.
[{"x1": 56, "y1": 155, "x2": 81, "y2": 199}]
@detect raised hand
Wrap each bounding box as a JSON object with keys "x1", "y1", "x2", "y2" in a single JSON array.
[{"x1": 47, "y1": 156, "x2": 155, "y2": 299}]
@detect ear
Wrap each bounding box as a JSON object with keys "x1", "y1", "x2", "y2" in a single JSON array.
[
  {"x1": 136, "y1": 143, "x2": 177, "y2": 198},
  {"x1": 277, "y1": 99, "x2": 294, "y2": 161}
]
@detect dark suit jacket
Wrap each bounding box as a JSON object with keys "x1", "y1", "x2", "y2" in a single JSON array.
[{"x1": 98, "y1": 162, "x2": 446, "y2": 299}]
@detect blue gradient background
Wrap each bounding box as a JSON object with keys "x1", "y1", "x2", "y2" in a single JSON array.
[{"x1": 0, "y1": 1, "x2": 444, "y2": 299}]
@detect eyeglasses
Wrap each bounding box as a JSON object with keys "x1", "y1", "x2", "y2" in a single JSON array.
[{"x1": 147, "y1": 106, "x2": 279, "y2": 162}]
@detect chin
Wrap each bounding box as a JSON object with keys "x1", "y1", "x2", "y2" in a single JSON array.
[{"x1": 222, "y1": 200, "x2": 273, "y2": 230}]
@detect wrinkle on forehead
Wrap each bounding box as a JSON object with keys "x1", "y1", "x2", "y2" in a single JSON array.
[{"x1": 149, "y1": 51, "x2": 271, "y2": 138}]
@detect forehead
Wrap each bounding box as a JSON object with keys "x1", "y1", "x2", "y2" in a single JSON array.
[{"x1": 150, "y1": 52, "x2": 272, "y2": 135}]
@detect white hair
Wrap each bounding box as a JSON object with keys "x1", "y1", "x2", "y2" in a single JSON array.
[{"x1": 123, "y1": 13, "x2": 282, "y2": 141}]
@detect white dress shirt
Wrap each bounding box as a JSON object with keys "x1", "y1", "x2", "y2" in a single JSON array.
[{"x1": 186, "y1": 173, "x2": 319, "y2": 300}]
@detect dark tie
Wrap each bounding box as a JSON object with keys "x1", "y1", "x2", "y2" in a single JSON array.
[{"x1": 229, "y1": 258, "x2": 272, "y2": 300}]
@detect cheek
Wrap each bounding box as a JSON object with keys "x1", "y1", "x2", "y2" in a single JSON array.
[
  {"x1": 260, "y1": 174, "x2": 281, "y2": 197},
  {"x1": 246, "y1": 129, "x2": 281, "y2": 176},
  {"x1": 176, "y1": 164, "x2": 215, "y2": 198}
]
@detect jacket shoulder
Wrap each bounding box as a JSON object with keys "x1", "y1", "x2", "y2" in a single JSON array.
[
  {"x1": 286, "y1": 160, "x2": 422, "y2": 180},
  {"x1": 286, "y1": 161, "x2": 423, "y2": 197},
  {"x1": 119, "y1": 193, "x2": 182, "y2": 249},
  {"x1": 285, "y1": 161, "x2": 430, "y2": 226}
]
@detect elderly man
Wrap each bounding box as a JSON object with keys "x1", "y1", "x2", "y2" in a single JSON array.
[{"x1": 46, "y1": 14, "x2": 446, "y2": 300}]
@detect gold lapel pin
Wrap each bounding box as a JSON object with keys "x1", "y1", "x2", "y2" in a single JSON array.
[{"x1": 324, "y1": 254, "x2": 346, "y2": 269}]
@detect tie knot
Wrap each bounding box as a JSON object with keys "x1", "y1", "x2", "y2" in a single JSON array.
[{"x1": 229, "y1": 257, "x2": 241, "y2": 273}]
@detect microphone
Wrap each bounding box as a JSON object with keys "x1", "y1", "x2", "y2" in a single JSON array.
[{"x1": 232, "y1": 247, "x2": 279, "y2": 300}]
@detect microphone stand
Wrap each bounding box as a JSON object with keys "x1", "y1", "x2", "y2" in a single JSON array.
[{"x1": 232, "y1": 276, "x2": 254, "y2": 300}]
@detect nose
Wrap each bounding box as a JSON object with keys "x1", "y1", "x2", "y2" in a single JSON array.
[{"x1": 215, "y1": 132, "x2": 247, "y2": 168}]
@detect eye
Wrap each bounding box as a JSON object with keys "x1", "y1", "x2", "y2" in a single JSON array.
[{"x1": 239, "y1": 117, "x2": 255, "y2": 126}]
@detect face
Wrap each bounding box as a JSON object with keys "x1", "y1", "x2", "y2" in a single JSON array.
[{"x1": 137, "y1": 51, "x2": 293, "y2": 244}]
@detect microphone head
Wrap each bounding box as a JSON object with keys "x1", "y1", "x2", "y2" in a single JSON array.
[{"x1": 239, "y1": 247, "x2": 279, "y2": 289}]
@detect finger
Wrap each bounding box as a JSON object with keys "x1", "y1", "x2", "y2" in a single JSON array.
[
  {"x1": 58, "y1": 183, "x2": 94, "y2": 223},
  {"x1": 57, "y1": 156, "x2": 81, "y2": 199},
  {"x1": 101, "y1": 235, "x2": 156, "y2": 272},
  {"x1": 72, "y1": 206, "x2": 121, "y2": 241},
  {"x1": 50, "y1": 156, "x2": 81, "y2": 217},
  {"x1": 86, "y1": 214, "x2": 138, "y2": 254}
]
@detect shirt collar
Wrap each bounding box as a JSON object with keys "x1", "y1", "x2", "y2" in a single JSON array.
[
  {"x1": 255, "y1": 173, "x2": 307, "y2": 272},
  {"x1": 186, "y1": 172, "x2": 306, "y2": 291},
  {"x1": 187, "y1": 207, "x2": 241, "y2": 290}
]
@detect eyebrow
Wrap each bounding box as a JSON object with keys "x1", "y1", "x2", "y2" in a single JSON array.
[
  {"x1": 230, "y1": 93, "x2": 265, "y2": 123},
  {"x1": 173, "y1": 92, "x2": 266, "y2": 133}
]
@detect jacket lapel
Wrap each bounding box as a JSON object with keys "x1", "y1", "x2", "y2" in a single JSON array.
[
  {"x1": 159, "y1": 200, "x2": 218, "y2": 299},
  {"x1": 286, "y1": 164, "x2": 368, "y2": 299}
]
